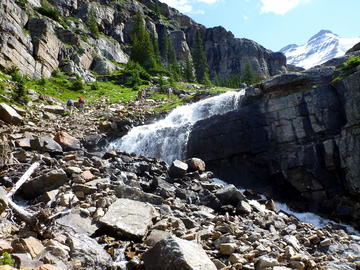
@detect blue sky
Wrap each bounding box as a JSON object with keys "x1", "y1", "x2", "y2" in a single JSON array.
[{"x1": 159, "y1": 0, "x2": 360, "y2": 51}]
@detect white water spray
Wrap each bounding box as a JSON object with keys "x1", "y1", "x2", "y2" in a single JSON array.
[{"x1": 108, "y1": 90, "x2": 245, "y2": 164}]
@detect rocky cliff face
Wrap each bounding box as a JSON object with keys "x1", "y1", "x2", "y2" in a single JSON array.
[
  {"x1": 187, "y1": 49, "x2": 360, "y2": 229},
  {"x1": 0, "y1": 0, "x2": 286, "y2": 80}
]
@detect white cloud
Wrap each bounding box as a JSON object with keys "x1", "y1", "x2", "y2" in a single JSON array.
[
  {"x1": 260, "y1": 0, "x2": 310, "y2": 15},
  {"x1": 159, "y1": 0, "x2": 220, "y2": 14},
  {"x1": 243, "y1": 15, "x2": 249, "y2": 20}
]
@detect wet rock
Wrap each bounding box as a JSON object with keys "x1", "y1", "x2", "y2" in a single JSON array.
[
  {"x1": 22, "y1": 169, "x2": 69, "y2": 198},
  {"x1": 67, "y1": 233, "x2": 112, "y2": 269},
  {"x1": 53, "y1": 131, "x2": 81, "y2": 151},
  {"x1": 0, "y1": 103, "x2": 23, "y2": 125},
  {"x1": 99, "y1": 198, "x2": 159, "y2": 240},
  {"x1": 169, "y1": 160, "x2": 188, "y2": 178},
  {"x1": 185, "y1": 158, "x2": 206, "y2": 172},
  {"x1": 215, "y1": 184, "x2": 246, "y2": 206},
  {"x1": 143, "y1": 236, "x2": 217, "y2": 270}
]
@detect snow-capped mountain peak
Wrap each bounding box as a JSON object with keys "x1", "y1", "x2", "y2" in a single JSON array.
[{"x1": 280, "y1": 30, "x2": 360, "y2": 69}]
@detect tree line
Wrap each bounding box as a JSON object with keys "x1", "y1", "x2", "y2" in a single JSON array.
[{"x1": 129, "y1": 14, "x2": 257, "y2": 88}]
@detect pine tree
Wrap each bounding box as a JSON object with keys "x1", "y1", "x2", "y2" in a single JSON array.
[
  {"x1": 243, "y1": 62, "x2": 255, "y2": 85},
  {"x1": 130, "y1": 14, "x2": 157, "y2": 71},
  {"x1": 88, "y1": 8, "x2": 100, "y2": 39},
  {"x1": 183, "y1": 55, "x2": 195, "y2": 82},
  {"x1": 192, "y1": 30, "x2": 209, "y2": 83}
]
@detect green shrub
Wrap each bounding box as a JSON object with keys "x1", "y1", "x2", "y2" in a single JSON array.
[
  {"x1": 0, "y1": 252, "x2": 14, "y2": 266},
  {"x1": 34, "y1": 6, "x2": 61, "y2": 21},
  {"x1": 123, "y1": 61, "x2": 151, "y2": 88},
  {"x1": 71, "y1": 79, "x2": 84, "y2": 91},
  {"x1": 0, "y1": 81, "x2": 6, "y2": 93},
  {"x1": 342, "y1": 56, "x2": 360, "y2": 71}
]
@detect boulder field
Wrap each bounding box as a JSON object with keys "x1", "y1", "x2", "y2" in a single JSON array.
[{"x1": 0, "y1": 90, "x2": 359, "y2": 269}]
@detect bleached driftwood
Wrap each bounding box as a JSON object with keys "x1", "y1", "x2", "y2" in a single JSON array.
[
  {"x1": 7, "y1": 161, "x2": 40, "y2": 198},
  {"x1": 6, "y1": 161, "x2": 40, "y2": 222}
]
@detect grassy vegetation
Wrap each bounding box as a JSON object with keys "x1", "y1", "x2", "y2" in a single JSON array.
[
  {"x1": 332, "y1": 55, "x2": 360, "y2": 83},
  {"x1": 25, "y1": 75, "x2": 139, "y2": 104}
]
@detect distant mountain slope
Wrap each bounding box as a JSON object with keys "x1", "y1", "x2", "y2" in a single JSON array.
[{"x1": 280, "y1": 30, "x2": 360, "y2": 69}]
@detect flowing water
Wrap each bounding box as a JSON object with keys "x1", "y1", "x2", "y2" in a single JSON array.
[
  {"x1": 108, "y1": 90, "x2": 245, "y2": 164},
  {"x1": 108, "y1": 90, "x2": 359, "y2": 234}
]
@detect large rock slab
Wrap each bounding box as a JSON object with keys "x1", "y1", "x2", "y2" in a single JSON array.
[
  {"x1": 114, "y1": 185, "x2": 163, "y2": 205},
  {"x1": 99, "y1": 198, "x2": 158, "y2": 240},
  {"x1": 0, "y1": 103, "x2": 23, "y2": 125},
  {"x1": 21, "y1": 169, "x2": 68, "y2": 198},
  {"x1": 30, "y1": 136, "x2": 63, "y2": 153},
  {"x1": 143, "y1": 236, "x2": 217, "y2": 270},
  {"x1": 67, "y1": 233, "x2": 112, "y2": 269}
]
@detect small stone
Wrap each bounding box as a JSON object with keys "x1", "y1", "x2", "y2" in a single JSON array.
[
  {"x1": 93, "y1": 208, "x2": 105, "y2": 219},
  {"x1": 319, "y1": 238, "x2": 331, "y2": 247},
  {"x1": 229, "y1": 254, "x2": 247, "y2": 264},
  {"x1": 0, "y1": 239, "x2": 12, "y2": 253},
  {"x1": 80, "y1": 170, "x2": 95, "y2": 182},
  {"x1": 219, "y1": 243, "x2": 237, "y2": 255},
  {"x1": 66, "y1": 166, "x2": 82, "y2": 174},
  {"x1": 237, "y1": 200, "x2": 252, "y2": 214},
  {"x1": 290, "y1": 261, "x2": 305, "y2": 270},
  {"x1": 212, "y1": 259, "x2": 226, "y2": 269},
  {"x1": 20, "y1": 236, "x2": 45, "y2": 258},
  {"x1": 255, "y1": 256, "x2": 279, "y2": 270}
]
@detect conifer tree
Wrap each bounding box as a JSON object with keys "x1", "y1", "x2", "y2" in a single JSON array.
[
  {"x1": 88, "y1": 8, "x2": 100, "y2": 39},
  {"x1": 243, "y1": 62, "x2": 255, "y2": 85},
  {"x1": 192, "y1": 30, "x2": 209, "y2": 83},
  {"x1": 183, "y1": 55, "x2": 195, "y2": 82},
  {"x1": 130, "y1": 14, "x2": 157, "y2": 71}
]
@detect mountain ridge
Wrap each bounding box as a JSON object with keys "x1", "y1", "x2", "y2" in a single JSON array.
[{"x1": 280, "y1": 29, "x2": 360, "y2": 69}]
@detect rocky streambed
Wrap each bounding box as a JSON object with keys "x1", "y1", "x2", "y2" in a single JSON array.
[{"x1": 0, "y1": 98, "x2": 359, "y2": 269}]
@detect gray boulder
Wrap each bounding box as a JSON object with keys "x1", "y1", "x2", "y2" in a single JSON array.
[
  {"x1": 215, "y1": 184, "x2": 246, "y2": 206},
  {"x1": 0, "y1": 103, "x2": 23, "y2": 125},
  {"x1": 114, "y1": 185, "x2": 163, "y2": 205},
  {"x1": 67, "y1": 233, "x2": 112, "y2": 270},
  {"x1": 30, "y1": 136, "x2": 63, "y2": 153},
  {"x1": 143, "y1": 236, "x2": 217, "y2": 270},
  {"x1": 21, "y1": 169, "x2": 69, "y2": 198},
  {"x1": 169, "y1": 160, "x2": 188, "y2": 178},
  {"x1": 99, "y1": 198, "x2": 159, "y2": 240}
]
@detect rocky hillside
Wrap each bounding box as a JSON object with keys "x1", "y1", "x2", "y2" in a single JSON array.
[
  {"x1": 0, "y1": 0, "x2": 286, "y2": 81},
  {"x1": 0, "y1": 92, "x2": 359, "y2": 269},
  {"x1": 188, "y1": 43, "x2": 360, "y2": 230}
]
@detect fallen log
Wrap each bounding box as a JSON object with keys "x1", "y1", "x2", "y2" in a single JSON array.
[
  {"x1": 6, "y1": 161, "x2": 40, "y2": 222},
  {"x1": 7, "y1": 161, "x2": 40, "y2": 198}
]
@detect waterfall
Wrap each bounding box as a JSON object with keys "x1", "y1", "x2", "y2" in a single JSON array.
[{"x1": 108, "y1": 90, "x2": 245, "y2": 164}]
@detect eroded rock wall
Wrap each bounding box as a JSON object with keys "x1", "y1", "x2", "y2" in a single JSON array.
[
  {"x1": 187, "y1": 68, "x2": 360, "y2": 226},
  {"x1": 0, "y1": 0, "x2": 286, "y2": 80}
]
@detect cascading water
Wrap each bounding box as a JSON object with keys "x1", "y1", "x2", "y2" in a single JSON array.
[{"x1": 108, "y1": 90, "x2": 245, "y2": 164}]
